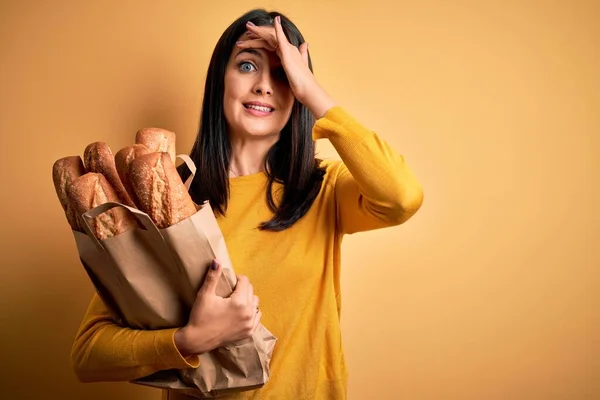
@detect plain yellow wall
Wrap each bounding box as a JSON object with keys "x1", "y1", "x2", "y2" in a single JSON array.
[{"x1": 1, "y1": 1, "x2": 598, "y2": 399}]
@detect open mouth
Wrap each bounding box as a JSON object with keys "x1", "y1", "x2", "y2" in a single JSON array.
[{"x1": 243, "y1": 103, "x2": 274, "y2": 112}]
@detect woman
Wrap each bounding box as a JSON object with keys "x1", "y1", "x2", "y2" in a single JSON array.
[{"x1": 70, "y1": 8, "x2": 424, "y2": 400}]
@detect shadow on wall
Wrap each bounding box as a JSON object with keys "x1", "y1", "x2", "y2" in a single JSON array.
[
  {"x1": 0, "y1": 59, "x2": 187, "y2": 399},
  {"x1": 1, "y1": 232, "x2": 162, "y2": 399}
]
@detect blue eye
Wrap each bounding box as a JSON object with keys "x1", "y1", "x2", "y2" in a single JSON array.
[{"x1": 238, "y1": 61, "x2": 256, "y2": 73}]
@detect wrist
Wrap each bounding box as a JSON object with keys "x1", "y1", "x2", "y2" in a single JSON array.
[
  {"x1": 174, "y1": 327, "x2": 193, "y2": 357},
  {"x1": 300, "y1": 81, "x2": 336, "y2": 120},
  {"x1": 174, "y1": 325, "x2": 220, "y2": 356}
]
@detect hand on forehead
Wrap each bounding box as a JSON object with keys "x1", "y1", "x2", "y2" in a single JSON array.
[{"x1": 234, "y1": 28, "x2": 282, "y2": 67}]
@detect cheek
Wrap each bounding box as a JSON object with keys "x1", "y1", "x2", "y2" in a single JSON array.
[
  {"x1": 222, "y1": 79, "x2": 239, "y2": 127},
  {"x1": 223, "y1": 75, "x2": 236, "y2": 103},
  {"x1": 223, "y1": 74, "x2": 242, "y2": 116},
  {"x1": 278, "y1": 98, "x2": 294, "y2": 129},
  {"x1": 283, "y1": 96, "x2": 295, "y2": 120},
  {"x1": 224, "y1": 68, "x2": 245, "y2": 96},
  {"x1": 278, "y1": 86, "x2": 294, "y2": 113}
]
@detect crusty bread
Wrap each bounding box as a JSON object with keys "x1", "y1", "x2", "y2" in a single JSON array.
[
  {"x1": 52, "y1": 156, "x2": 87, "y2": 231},
  {"x1": 135, "y1": 128, "x2": 176, "y2": 164},
  {"x1": 84, "y1": 142, "x2": 135, "y2": 207},
  {"x1": 114, "y1": 144, "x2": 151, "y2": 208},
  {"x1": 129, "y1": 152, "x2": 196, "y2": 229},
  {"x1": 67, "y1": 173, "x2": 138, "y2": 240}
]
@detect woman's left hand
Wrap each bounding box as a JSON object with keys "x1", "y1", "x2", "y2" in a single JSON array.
[{"x1": 237, "y1": 16, "x2": 335, "y2": 118}]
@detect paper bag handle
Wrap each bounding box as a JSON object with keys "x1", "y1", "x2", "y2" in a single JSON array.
[
  {"x1": 80, "y1": 201, "x2": 166, "y2": 251},
  {"x1": 81, "y1": 154, "x2": 198, "y2": 249},
  {"x1": 176, "y1": 154, "x2": 196, "y2": 190}
]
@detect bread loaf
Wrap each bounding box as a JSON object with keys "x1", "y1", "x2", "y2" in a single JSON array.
[
  {"x1": 84, "y1": 142, "x2": 135, "y2": 207},
  {"x1": 67, "y1": 173, "x2": 138, "y2": 240},
  {"x1": 129, "y1": 152, "x2": 196, "y2": 229},
  {"x1": 135, "y1": 128, "x2": 176, "y2": 164},
  {"x1": 52, "y1": 156, "x2": 87, "y2": 231},
  {"x1": 114, "y1": 144, "x2": 151, "y2": 207}
]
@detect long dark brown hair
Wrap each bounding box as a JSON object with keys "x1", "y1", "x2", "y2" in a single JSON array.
[{"x1": 178, "y1": 9, "x2": 326, "y2": 231}]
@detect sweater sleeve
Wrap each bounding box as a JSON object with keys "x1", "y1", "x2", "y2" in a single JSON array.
[
  {"x1": 70, "y1": 293, "x2": 200, "y2": 383},
  {"x1": 312, "y1": 106, "x2": 424, "y2": 235}
]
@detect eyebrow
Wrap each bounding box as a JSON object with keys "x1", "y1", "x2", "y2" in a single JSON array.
[{"x1": 235, "y1": 48, "x2": 263, "y2": 58}]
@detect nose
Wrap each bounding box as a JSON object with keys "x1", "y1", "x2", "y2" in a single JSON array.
[{"x1": 252, "y1": 71, "x2": 274, "y2": 96}]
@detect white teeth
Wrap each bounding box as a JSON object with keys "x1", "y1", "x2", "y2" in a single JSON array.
[{"x1": 246, "y1": 104, "x2": 273, "y2": 112}]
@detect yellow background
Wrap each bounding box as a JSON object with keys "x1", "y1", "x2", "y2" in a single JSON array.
[{"x1": 1, "y1": 0, "x2": 598, "y2": 399}]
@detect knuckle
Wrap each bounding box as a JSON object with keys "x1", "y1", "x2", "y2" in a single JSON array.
[
  {"x1": 233, "y1": 299, "x2": 245, "y2": 309},
  {"x1": 202, "y1": 275, "x2": 215, "y2": 285}
]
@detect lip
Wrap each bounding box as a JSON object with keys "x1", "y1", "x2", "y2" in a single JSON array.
[
  {"x1": 243, "y1": 101, "x2": 275, "y2": 110},
  {"x1": 243, "y1": 101, "x2": 275, "y2": 117}
]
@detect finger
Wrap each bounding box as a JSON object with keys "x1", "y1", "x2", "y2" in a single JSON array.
[
  {"x1": 236, "y1": 38, "x2": 276, "y2": 51},
  {"x1": 201, "y1": 259, "x2": 222, "y2": 295},
  {"x1": 299, "y1": 42, "x2": 309, "y2": 66},
  {"x1": 233, "y1": 274, "x2": 249, "y2": 297},
  {"x1": 253, "y1": 295, "x2": 259, "y2": 308},
  {"x1": 252, "y1": 295, "x2": 260, "y2": 314},
  {"x1": 251, "y1": 310, "x2": 262, "y2": 334},
  {"x1": 236, "y1": 39, "x2": 277, "y2": 52},
  {"x1": 273, "y1": 15, "x2": 289, "y2": 51},
  {"x1": 245, "y1": 22, "x2": 274, "y2": 35},
  {"x1": 245, "y1": 23, "x2": 278, "y2": 48},
  {"x1": 247, "y1": 281, "x2": 254, "y2": 305}
]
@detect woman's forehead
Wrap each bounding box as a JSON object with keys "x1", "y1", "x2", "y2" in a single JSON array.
[{"x1": 230, "y1": 40, "x2": 281, "y2": 67}]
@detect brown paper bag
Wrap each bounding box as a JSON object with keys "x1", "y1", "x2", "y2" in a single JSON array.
[{"x1": 73, "y1": 155, "x2": 277, "y2": 398}]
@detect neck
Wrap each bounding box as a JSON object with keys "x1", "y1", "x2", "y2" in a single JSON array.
[{"x1": 228, "y1": 135, "x2": 278, "y2": 178}]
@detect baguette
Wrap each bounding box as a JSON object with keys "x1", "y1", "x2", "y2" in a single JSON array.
[
  {"x1": 114, "y1": 144, "x2": 151, "y2": 208},
  {"x1": 135, "y1": 128, "x2": 176, "y2": 164},
  {"x1": 129, "y1": 152, "x2": 197, "y2": 229},
  {"x1": 84, "y1": 141, "x2": 135, "y2": 207},
  {"x1": 67, "y1": 172, "x2": 138, "y2": 240},
  {"x1": 52, "y1": 156, "x2": 87, "y2": 231}
]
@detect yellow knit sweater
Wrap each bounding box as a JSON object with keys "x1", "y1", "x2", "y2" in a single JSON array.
[{"x1": 70, "y1": 106, "x2": 423, "y2": 400}]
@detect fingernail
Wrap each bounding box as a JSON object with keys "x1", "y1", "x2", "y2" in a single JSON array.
[
  {"x1": 211, "y1": 260, "x2": 218, "y2": 270},
  {"x1": 236, "y1": 41, "x2": 244, "y2": 46},
  {"x1": 247, "y1": 21, "x2": 255, "y2": 26},
  {"x1": 275, "y1": 16, "x2": 281, "y2": 24}
]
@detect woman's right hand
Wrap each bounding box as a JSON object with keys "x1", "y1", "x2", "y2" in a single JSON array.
[{"x1": 174, "y1": 259, "x2": 261, "y2": 356}]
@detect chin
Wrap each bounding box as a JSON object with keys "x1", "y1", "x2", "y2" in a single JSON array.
[
  {"x1": 245, "y1": 129, "x2": 280, "y2": 138},
  {"x1": 239, "y1": 123, "x2": 281, "y2": 138}
]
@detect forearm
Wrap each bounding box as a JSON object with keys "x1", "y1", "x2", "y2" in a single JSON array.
[
  {"x1": 71, "y1": 294, "x2": 199, "y2": 383},
  {"x1": 300, "y1": 81, "x2": 336, "y2": 120},
  {"x1": 314, "y1": 107, "x2": 424, "y2": 222}
]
